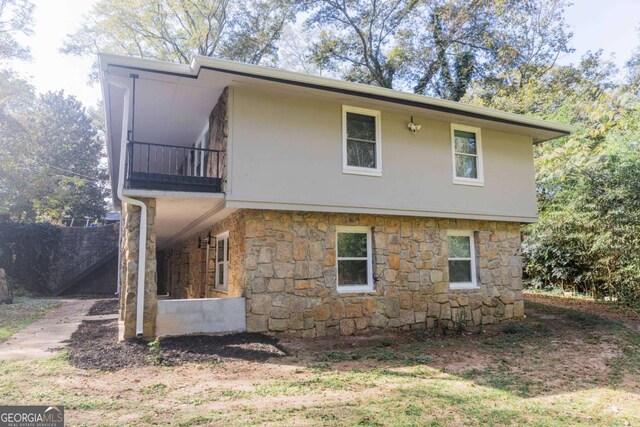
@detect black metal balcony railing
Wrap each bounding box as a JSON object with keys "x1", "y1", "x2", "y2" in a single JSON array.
[{"x1": 126, "y1": 141, "x2": 223, "y2": 193}]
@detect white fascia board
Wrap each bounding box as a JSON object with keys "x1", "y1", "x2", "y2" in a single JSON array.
[
  {"x1": 99, "y1": 52, "x2": 195, "y2": 76},
  {"x1": 190, "y1": 55, "x2": 576, "y2": 136},
  {"x1": 122, "y1": 189, "x2": 225, "y2": 199},
  {"x1": 98, "y1": 52, "x2": 576, "y2": 138}
]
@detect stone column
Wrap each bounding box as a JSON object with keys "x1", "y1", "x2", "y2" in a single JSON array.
[
  {"x1": 208, "y1": 88, "x2": 229, "y2": 192},
  {"x1": 119, "y1": 198, "x2": 157, "y2": 340}
]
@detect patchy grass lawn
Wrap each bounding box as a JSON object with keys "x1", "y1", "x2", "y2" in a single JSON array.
[
  {"x1": 1, "y1": 296, "x2": 639, "y2": 426},
  {"x1": 0, "y1": 297, "x2": 62, "y2": 341}
]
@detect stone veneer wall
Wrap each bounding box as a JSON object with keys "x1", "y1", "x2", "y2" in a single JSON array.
[
  {"x1": 165, "y1": 209, "x2": 524, "y2": 337},
  {"x1": 242, "y1": 210, "x2": 523, "y2": 337},
  {"x1": 207, "y1": 88, "x2": 228, "y2": 192},
  {"x1": 162, "y1": 212, "x2": 245, "y2": 299},
  {"x1": 161, "y1": 240, "x2": 204, "y2": 300},
  {"x1": 119, "y1": 198, "x2": 157, "y2": 339}
]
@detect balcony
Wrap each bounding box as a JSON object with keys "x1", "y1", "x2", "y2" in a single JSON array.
[{"x1": 125, "y1": 141, "x2": 223, "y2": 193}]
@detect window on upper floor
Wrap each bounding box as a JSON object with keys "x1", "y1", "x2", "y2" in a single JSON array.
[
  {"x1": 451, "y1": 124, "x2": 484, "y2": 186},
  {"x1": 342, "y1": 106, "x2": 382, "y2": 176},
  {"x1": 447, "y1": 230, "x2": 479, "y2": 290},
  {"x1": 336, "y1": 226, "x2": 374, "y2": 293}
]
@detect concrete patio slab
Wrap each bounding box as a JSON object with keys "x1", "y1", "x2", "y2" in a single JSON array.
[{"x1": 0, "y1": 299, "x2": 98, "y2": 361}]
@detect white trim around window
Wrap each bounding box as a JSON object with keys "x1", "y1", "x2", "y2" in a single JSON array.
[
  {"x1": 447, "y1": 230, "x2": 479, "y2": 290},
  {"x1": 335, "y1": 226, "x2": 374, "y2": 293},
  {"x1": 215, "y1": 231, "x2": 229, "y2": 290},
  {"x1": 451, "y1": 123, "x2": 484, "y2": 186},
  {"x1": 342, "y1": 106, "x2": 382, "y2": 177}
]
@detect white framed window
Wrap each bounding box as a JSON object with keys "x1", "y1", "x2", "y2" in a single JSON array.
[
  {"x1": 342, "y1": 106, "x2": 382, "y2": 176},
  {"x1": 447, "y1": 230, "x2": 478, "y2": 289},
  {"x1": 215, "y1": 231, "x2": 229, "y2": 290},
  {"x1": 451, "y1": 124, "x2": 484, "y2": 186},
  {"x1": 336, "y1": 226, "x2": 374, "y2": 293}
]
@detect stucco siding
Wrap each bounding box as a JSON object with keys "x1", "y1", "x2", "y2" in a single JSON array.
[{"x1": 227, "y1": 86, "x2": 537, "y2": 222}]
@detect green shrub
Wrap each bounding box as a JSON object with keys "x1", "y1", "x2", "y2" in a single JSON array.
[{"x1": 524, "y1": 138, "x2": 640, "y2": 309}]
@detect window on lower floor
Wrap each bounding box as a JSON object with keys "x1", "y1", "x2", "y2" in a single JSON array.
[
  {"x1": 205, "y1": 236, "x2": 216, "y2": 289},
  {"x1": 447, "y1": 230, "x2": 478, "y2": 289},
  {"x1": 336, "y1": 226, "x2": 374, "y2": 293},
  {"x1": 216, "y1": 231, "x2": 229, "y2": 290}
]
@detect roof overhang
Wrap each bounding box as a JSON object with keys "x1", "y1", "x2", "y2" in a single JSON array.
[{"x1": 100, "y1": 53, "x2": 575, "y2": 206}]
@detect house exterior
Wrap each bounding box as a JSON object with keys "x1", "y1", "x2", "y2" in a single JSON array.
[{"x1": 100, "y1": 53, "x2": 574, "y2": 340}]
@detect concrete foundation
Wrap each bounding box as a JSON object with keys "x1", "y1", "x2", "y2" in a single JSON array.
[{"x1": 156, "y1": 297, "x2": 246, "y2": 337}]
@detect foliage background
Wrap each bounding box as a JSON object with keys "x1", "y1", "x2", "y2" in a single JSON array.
[
  {"x1": 465, "y1": 51, "x2": 640, "y2": 308},
  {"x1": 0, "y1": 0, "x2": 108, "y2": 223}
]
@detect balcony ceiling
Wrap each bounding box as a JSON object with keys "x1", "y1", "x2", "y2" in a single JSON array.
[
  {"x1": 104, "y1": 69, "x2": 236, "y2": 200},
  {"x1": 153, "y1": 196, "x2": 232, "y2": 249}
]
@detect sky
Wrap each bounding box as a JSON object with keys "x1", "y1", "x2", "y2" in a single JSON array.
[{"x1": 9, "y1": 0, "x2": 640, "y2": 108}]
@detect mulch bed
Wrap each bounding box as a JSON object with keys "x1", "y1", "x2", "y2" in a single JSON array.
[
  {"x1": 87, "y1": 299, "x2": 119, "y2": 316},
  {"x1": 66, "y1": 319, "x2": 287, "y2": 371}
]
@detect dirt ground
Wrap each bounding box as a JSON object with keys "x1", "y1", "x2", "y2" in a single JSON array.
[
  {"x1": 525, "y1": 292, "x2": 640, "y2": 333},
  {"x1": 1, "y1": 295, "x2": 639, "y2": 426}
]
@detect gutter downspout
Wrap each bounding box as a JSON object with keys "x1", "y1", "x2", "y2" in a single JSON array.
[{"x1": 108, "y1": 76, "x2": 147, "y2": 338}]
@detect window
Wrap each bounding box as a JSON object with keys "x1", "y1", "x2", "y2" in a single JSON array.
[
  {"x1": 336, "y1": 226, "x2": 374, "y2": 293},
  {"x1": 451, "y1": 124, "x2": 483, "y2": 185},
  {"x1": 206, "y1": 237, "x2": 216, "y2": 288},
  {"x1": 342, "y1": 106, "x2": 382, "y2": 176},
  {"x1": 216, "y1": 232, "x2": 229, "y2": 290},
  {"x1": 447, "y1": 230, "x2": 478, "y2": 289}
]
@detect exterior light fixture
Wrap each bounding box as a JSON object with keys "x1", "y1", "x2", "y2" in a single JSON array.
[
  {"x1": 198, "y1": 232, "x2": 214, "y2": 248},
  {"x1": 408, "y1": 116, "x2": 421, "y2": 133}
]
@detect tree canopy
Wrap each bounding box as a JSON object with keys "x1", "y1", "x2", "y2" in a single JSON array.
[
  {"x1": 0, "y1": 1, "x2": 108, "y2": 223},
  {"x1": 0, "y1": 90, "x2": 108, "y2": 222},
  {"x1": 63, "y1": 0, "x2": 572, "y2": 102},
  {"x1": 303, "y1": 0, "x2": 572, "y2": 100},
  {"x1": 62, "y1": 0, "x2": 300, "y2": 80},
  {"x1": 0, "y1": 0, "x2": 33, "y2": 61}
]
